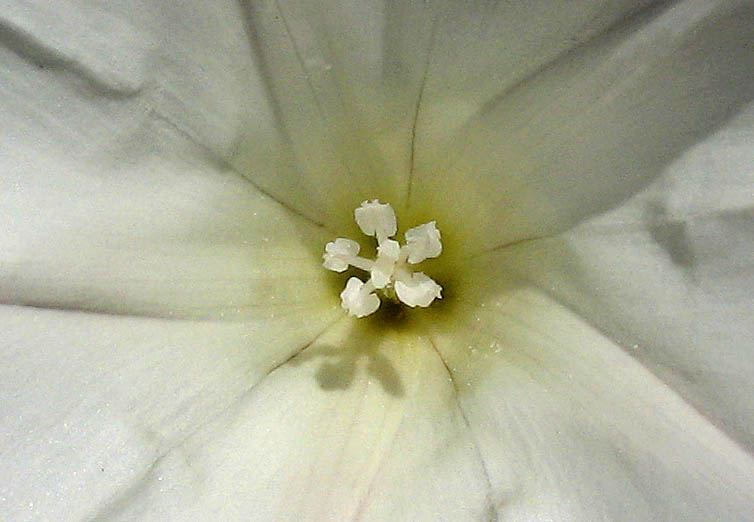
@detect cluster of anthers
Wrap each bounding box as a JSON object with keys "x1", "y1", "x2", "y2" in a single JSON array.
[{"x1": 323, "y1": 200, "x2": 443, "y2": 317}]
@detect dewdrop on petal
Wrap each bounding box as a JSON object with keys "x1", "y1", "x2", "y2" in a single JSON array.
[{"x1": 323, "y1": 200, "x2": 443, "y2": 317}]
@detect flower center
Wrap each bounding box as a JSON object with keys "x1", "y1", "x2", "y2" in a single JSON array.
[{"x1": 323, "y1": 200, "x2": 443, "y2": 317}]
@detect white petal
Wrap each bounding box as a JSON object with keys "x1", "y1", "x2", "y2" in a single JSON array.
[
  {"x1": 422, "y1": 279, "x2": 754, "y2": 521},
  {"x1": 232, "y1": 0, "x2": 396, "y2": 229},
  {"x1": 387, "y1": 0, "x2": 659, "y2": 166},
  {"x1": 0, "y1": 0, "x2": 256, "y2": 157},
  {"x1": 0, "y1": 304, "x2": 339, "y2": 522},
  {"x1": 79, "y1": 320, "x2": 494, "y2": 521},
  {"x1": 495, "y1": 101, "x2": 754, "y2": 453},
  {"x1": 235, "y1": 0, "x2": 649, "y2": 222},
  {"x1": 410, "y1": 0, "x2": 754, "y2": 256},
  {"x1": 0, "y1": 43, "x2": 332, "y2": 319}
]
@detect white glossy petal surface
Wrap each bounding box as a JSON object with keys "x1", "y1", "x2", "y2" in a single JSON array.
[
  {"x1": 0, "y1": 33, "x2": 332, "y2": 319},
  {"x1": 1, "y1": 1, "x2": 753, "y2": 521},
  {"x1": 233, "y1": 0, "x2": 657, "y2": 226},
  {"x1": 411, "y1": 0, "x2": 754, "y2": 255},
  {"x1": 77, "y1": 321, "x2": 494, "y2": 522},
  {"x1": 497, "y1": 101, "x2": 754, "y2": 454},
  {"x1": 0, "y1": 305, "x2": 339, "y2": 522},
  {"x1": 0, "y1": 0, "x2": 257, "y2": 156},
  {"x1": 422, "y1": 274, "x2": 754, "y2": 521}
]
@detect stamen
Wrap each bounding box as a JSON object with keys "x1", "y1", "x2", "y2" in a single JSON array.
[
  {"x1": 340, "y1": 277, "x2": 380, "y2": 317},
  {"x1": 404, "y1": 221, "x2": 442, "y2": 264},
  {"x1": 323, "y1": 238, "x2": 374, "y2": 272},
  {"x1": 322, "y1": 238, "x2": 360, "y2": 272},
  {"x1": 354, "y1": 199, "x2": 397, "y2": 244},
  {"x1": 394, "y1": 270, "x2": 443, "y2": 308},
  {"x1": 324, "y1": 200, "x2": 443, "y2": 317},
  {"x1": 371, "y1": 239, "x2": 400, "y2": 289}
]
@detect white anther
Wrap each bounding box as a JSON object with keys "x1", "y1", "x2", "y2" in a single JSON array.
[
  {"x1": 325, "y1": 201, "x2": 443, "y2": 317},
  {"x1": 354, "y1": 200, "x2": 397, "y2": 243},
  {"x1": 378, "y1": 238, "x2": 401, "y2": 259},
  {"x1": 394, "y1": 271, "x2": 442, "y2": 308},
  {"x1": 371, "y1": 239, "x2": 400, "y2": 288},
  {"x1": 404, "y1": 221, "x2": 442, "y2": 264},
  {"x1": 340, "y1": 277, "x2": 380, "y2": 317},
  {"x1": 322, "y1": 238, "x2": 361, "y2": 272}
]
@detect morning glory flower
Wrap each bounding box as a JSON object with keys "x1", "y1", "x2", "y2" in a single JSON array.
[{"x1": 2, "y1": 0, "x2": 754, "y2": 521}]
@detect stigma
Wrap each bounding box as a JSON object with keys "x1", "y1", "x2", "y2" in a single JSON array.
[{"x1": 323, "y1": 200, "x2": 443, "y2": 317}]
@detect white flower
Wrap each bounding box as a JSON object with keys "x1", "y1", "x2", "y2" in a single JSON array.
[{"x1": 2, "y1": 1, "x2": 754, "y2": 521}]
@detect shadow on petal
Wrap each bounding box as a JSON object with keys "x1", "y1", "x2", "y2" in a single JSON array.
[
  {"x1": 646, "y1": 201, "x2": 697, "y2": 271},
  {"x1": 289, "y1": 316, "x2": 407, "y2": 397}
]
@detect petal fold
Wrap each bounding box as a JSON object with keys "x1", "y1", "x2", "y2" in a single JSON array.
[
  {"x1": 410, "y1": 0, "x2": 754, "y2": 254},
  {"x1": 0, "y1": 41, "x2": 332, "y2": 319},
  {"x1": 0, "y1": 304, "x2": 338, "y2": 522},
  {"x1": 0, "y1": 0, "x2": 257, "y2": 156},
  {"x1": 90, "y1": 320, "x2": 495, "y2": 522},
  {"x1": 492, "y1": 101, "x2": 754, "y2": 453},
  {"x1": 234, "y1": 0, "x2": 655, "y2": 227},
  {"x1": 423, "y1": 270, "x2": 754, "y2": 521}
]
